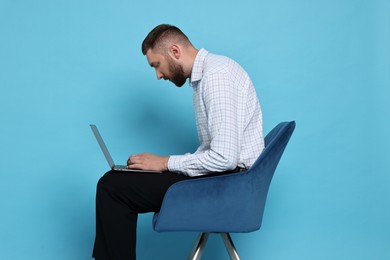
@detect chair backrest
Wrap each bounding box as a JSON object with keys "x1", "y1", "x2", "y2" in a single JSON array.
[{"x1": 246, "y1": 121, "x2": 295, "y2": 231}]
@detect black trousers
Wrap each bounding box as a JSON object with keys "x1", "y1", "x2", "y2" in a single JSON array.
[{"x1": 92, "y1": 169, "x2": 238, "y2": 260}]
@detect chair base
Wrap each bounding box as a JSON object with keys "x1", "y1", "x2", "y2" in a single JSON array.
[{"x1": 187, "y1": 232, "x2": 240, "y2": 260}]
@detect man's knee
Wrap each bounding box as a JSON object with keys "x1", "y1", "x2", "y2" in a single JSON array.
[{"x1": 96, "y1": 170, "x2": 117, "y2": 193}]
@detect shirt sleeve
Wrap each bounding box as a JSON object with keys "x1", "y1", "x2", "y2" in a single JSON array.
[{"x1": 168, "y1": 73, "x2": 240, "y2": 177}]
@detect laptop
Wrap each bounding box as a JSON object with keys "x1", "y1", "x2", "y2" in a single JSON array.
[{"x1": 90, "y1": 124, "x2": 162, "y2": 173}]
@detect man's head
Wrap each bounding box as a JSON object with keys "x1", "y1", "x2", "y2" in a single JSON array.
[{"x1": 142, "y1": 24, "x2": 197, "y2": 87}]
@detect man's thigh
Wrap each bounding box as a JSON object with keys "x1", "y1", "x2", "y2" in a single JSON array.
[{"x1": 97, "y1": 170, "x2": 191, "y2": 213}]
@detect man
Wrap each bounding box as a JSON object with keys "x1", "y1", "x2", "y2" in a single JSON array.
[{"x1": 93, "y1": 24, "x2": 264, "y2": 259}]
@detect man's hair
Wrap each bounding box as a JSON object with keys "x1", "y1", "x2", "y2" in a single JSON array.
[{"x1": 141, "y1": 24, "x2": 191, "y2": 55}]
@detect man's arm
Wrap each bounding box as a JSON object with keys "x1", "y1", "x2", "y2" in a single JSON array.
[
  {"x1": 168, "y1": 74, "x2": 240, "y2": 176},
  {"x1": 127, "y1": 75, "x2": 242, "y2": 176}
]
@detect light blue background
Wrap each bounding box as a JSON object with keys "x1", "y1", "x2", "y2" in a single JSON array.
[{"x1": 0, "y1": 0, "x2": 389, "y2": 259}]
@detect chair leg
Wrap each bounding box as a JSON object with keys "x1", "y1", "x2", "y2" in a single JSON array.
[
  {"x1": 187, "y1": 232, "x2": 210, "y2": 260},
  {"x1": 220, "y1": 233, "x2": 240, "y2": 260}
]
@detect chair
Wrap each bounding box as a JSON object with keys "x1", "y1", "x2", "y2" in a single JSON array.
[{"x1": 152, "y1": 121, "x2": 296, "y2": 259}]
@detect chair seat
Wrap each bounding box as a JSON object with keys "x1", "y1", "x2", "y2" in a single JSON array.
[{"x1": 153, "y1": 170, "x2": 261, "y2": 233}]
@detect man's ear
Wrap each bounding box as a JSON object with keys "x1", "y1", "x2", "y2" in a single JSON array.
[{"x1": 168, "y1": 44, "x2": 181, "y2": 60}]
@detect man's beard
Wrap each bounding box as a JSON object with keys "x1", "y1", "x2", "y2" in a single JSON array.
[{"x1": 166, "y1": 55, "x2": 187, "y2": 87}]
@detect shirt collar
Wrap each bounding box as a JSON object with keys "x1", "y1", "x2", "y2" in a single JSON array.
[{"x1": 189, "y1": 48, "x2": 208, "y2": 87}]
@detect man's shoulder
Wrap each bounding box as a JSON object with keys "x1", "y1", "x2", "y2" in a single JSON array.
[
  {"x1": 205, "y1": 51, "x2": 233, "y2": 66},
  {"x1": 203, "y1": 52, "x2": 235, "y2": 75}
]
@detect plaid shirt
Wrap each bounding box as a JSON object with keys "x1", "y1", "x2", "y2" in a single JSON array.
[{"x1": 168, "y1": 49, "x2": 264, "y2": 176}]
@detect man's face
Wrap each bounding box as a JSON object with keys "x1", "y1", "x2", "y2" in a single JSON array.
[{"x1": 146, "y1": 49, "x2": 187, "y2": 87}]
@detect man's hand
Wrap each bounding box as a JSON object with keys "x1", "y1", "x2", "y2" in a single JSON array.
[{"x1": 127, "y1": 153, "x2": 169, "y2": 172}]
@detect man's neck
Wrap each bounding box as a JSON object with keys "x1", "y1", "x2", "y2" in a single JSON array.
[{"x1": 183, "y1": 47, "x2": 199, "y2": 79}]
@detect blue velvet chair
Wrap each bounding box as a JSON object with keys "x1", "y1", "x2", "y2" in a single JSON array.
[{"x1": 153, "y1": 121, "x2": 296, "y2": 259}]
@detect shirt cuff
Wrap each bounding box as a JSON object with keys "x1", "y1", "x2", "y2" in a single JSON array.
[{"x1": 167, "y1": 155, "x2": 186, "y2": 174}]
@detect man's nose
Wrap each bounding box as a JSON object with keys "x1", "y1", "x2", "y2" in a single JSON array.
[{"x1": 156, "y1": 70, "x2": 164, "y2": 80}]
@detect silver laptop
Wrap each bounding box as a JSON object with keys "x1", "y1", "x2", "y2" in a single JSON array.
[{"x1": 90, "y1": 124, "x2": 162, "y2": 173}]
